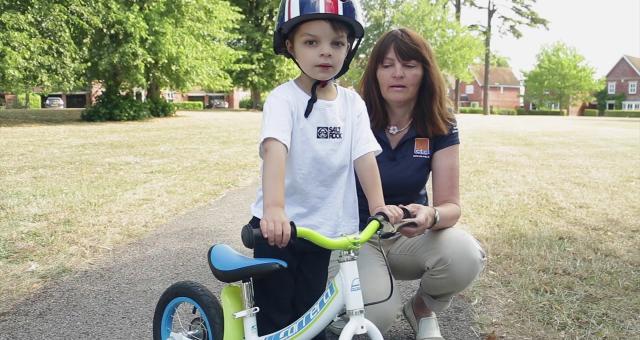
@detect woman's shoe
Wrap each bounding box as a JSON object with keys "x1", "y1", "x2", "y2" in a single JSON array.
[{"x1": 402, "y1": 297, "x2": 444, "y2": 340}]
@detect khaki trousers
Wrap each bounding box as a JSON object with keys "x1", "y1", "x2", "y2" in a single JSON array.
[{"x1": 328, "y1": 227, "x2": 486, "y2": 333}]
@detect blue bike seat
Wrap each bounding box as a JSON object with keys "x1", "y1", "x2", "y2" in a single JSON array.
[{"x1": 208, "y1": 244, "x2": 287, "y2": 283}]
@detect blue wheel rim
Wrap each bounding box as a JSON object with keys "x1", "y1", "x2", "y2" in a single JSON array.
[{"x1": 161, "y1": 296, "x2": 215, "y2": 340}]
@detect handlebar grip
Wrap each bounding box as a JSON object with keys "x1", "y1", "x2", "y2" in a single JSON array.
[
  {"x1": 241, "y1": 222, "x2": 298, "y2": 249},
  {"x1": 400, "y1": 206, "x2": 412, "y2": 219}
]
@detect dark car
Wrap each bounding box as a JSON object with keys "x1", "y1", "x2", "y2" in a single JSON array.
[{"x1": 45, "y1": 97, "x2": 64, "y2": 108}]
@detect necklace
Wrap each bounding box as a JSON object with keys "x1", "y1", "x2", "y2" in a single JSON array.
[{"x1": 386, "y1": 119, "x2": 413, "y2": 135}]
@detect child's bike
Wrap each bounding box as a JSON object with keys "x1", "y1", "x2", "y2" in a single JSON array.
[{"x1": 152, "y1": 212, "x2": 412, "y2": 340}]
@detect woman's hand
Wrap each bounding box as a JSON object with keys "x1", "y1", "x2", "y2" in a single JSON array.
[
  {"x1": 396, "y1": 204, "x2": 435, "y2": 238},
  {"x1": 260, "y1": 206, "x2": 291, "y2": 248},
  {"x1": 373, "y1": 205, "x2": 404, "y2": 225}
]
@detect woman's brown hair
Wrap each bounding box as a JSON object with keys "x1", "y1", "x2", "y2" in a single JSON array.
[{"x1": 359, "y1": 28, "x2": 454, "y2": 137}]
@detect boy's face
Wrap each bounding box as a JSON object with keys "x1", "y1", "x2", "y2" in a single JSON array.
[{"x1": 286, "y1": 20, "x2": 350, "y2": 81}]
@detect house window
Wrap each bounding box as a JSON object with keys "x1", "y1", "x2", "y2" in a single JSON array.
[
  {"x1": 608, "y1": 82, "x2": 616, "y2": 94},
  {"x1": 635, "y1": 103, "x2": 640, "y2": 110},
  {"x1": 165, "y1": 91, "x2": 175, "y2": 102},
  {"x1": 465, "y1": 85, "x2": 474, "y2": 94},
  {"x1": 606, "y1": 101, "x2": 615, "y2": 110},
  {"x1": 629, "y1": 81, "x2": 637, "y2": 94}
]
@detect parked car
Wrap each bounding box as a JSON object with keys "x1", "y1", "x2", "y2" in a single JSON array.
[
  {"x1": 45, "y1": 97, "x2": 64, "y2": 108},
  {"x1": 213, "y1": 99, "x2": 229, "y2": 108}
]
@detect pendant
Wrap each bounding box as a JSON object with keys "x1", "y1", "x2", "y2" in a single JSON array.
[{"x1": 388, "y1": 125, "x2": 399, "y2": 134}]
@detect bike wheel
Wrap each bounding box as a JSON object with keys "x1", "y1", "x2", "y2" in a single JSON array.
[{"x1": 153, "y1": 281, "x2": 224, "y2": 340}]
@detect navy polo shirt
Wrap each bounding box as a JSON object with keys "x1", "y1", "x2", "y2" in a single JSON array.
[{"x1": 356, "y1": 124, "x2": 459, "y2": 229}]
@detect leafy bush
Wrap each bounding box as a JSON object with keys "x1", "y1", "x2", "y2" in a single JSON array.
[
  {"x1": 583, "y1": 109, "x2": 599, "y2": 116},
  {"x1": 493, "y1": 108, "x2": 517, "y2": 115},
  {"x1": 173, "y1": 101, "x2": 203, "y2": 110},
  {"x1": 82, "y1": 92, "x2": 150, "y2": 121},
  {"x1": 604, "y1": 110, "x2": 640, "y2": 118},
  {"x1": 459, "y1": 107, "x2": 484, "y2": 114},
  {"x1": 240, "y1": 98, "x2": 263, "y2": 110},
  {"x1": 147, "y1": 98, "x2": 176, "y2": 117},
  {"x1": 518, "y1": 109, "x2": 566, "y2": 116},
  {"x1": 14, "y1": 93, "x2": 42, "y2": 109}
]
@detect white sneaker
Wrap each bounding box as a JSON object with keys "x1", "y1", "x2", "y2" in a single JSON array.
[{"x1": 402, "y1": 297, "x2": 444, "y2": 340}]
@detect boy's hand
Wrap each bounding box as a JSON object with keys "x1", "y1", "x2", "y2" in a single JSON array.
[
  {"x1": 261, "y1": 206, "x2": 291, "y2": 248},
  {"x1": 372, "y1": 205, "x2": 403, "y2": 225}
]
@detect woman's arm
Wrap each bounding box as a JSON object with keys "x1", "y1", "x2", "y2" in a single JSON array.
[
  {"x1": 260, "y1": 138, "x2": 291, "y2": 247},
  {"x1": 401, "y1": 144, "x2": 460, "y2": 237},
  {"x1": 354, "y1": 152, "x2": 403, "y2": 223}
]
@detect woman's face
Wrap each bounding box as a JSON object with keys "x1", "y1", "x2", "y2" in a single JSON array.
[{"x1": 376, "y1": 48, "x2": 424, "y2": 108}]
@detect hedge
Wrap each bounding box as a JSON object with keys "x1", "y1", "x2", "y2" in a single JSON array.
[
  {"x1": 604, "y1": 110, "x2": 640, "y2": 118},
  {"x1": 458, "y1": 107, "x2": 484, "y2": 114},
  {"x1": 14, "y1": 94, "x2": 42, "y2": 109},
  {"x1": 173, "y1": 101, "x2": 204, "y2": 110},
  {"x1": 583, "y1": 109, "x2": 599, "y2": 116},
  {"x1": 517, "y1": 109, "x2": 566, "y2": 116}
]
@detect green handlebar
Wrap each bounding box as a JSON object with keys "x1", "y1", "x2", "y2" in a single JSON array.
[{"x1": 296, "y1": 218, "x2": 383, "y2": 250}]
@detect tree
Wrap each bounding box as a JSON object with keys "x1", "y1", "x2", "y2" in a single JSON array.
[
  {"x1": 343, "y1": 0, "x2": 482, "y2": 91},
  {"x1": 0, "y1": 0, "x2": 92, "y2": 106},
  {"x1": 466, "y1": 0, "x2": 548, "y2": 114},
  {"x1": 143, "y1": 0, "x2": 242, "y2": 101},
  {"x1": 394, "y1": 0, "x2": 482, "y2": 85},
  {"x1": 228, "y1": 0, "x2": 297, "y2": 109},
  {"x1": 524, "y1": 42, "x2": 600, "y2": 113},
  {"x1": 490, "y1": 53, "x2": 510, "y2": 67}
]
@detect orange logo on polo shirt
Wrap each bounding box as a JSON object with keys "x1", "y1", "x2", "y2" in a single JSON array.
[{"x1": 414, "y1": 138, "x2": 430, "y2": 158}]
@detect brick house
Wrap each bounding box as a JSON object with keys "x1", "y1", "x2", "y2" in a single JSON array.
[
  {"x1": 451, "y1": 65, "x2": 521, "y2": 110},
  {"x1": 605, "y1": 55, "x2": 640, "y2": 111}
]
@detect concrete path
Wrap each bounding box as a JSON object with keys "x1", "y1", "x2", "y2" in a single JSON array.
[{"x1": 0, "y1": 182, "x2": 480, "y2": 339}]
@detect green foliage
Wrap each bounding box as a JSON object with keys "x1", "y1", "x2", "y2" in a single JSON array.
[
  {"x1": 524, "y1": 42, "x2": 600, "y2": 113},
  {"x1": 239, "y1": 98, "x2": 263, "y2": 110},
  {"x1": 493, "y1": 108, "x2": 517, "y2": 115},
  {"x1": 0, "y1": 0, "x2": 91, "y2": 93},
  {"x1": 393, "y1": 0, "x2": 482, "y2": 83},
  {"x1": 459, "y1": 107, "x2": 484, "y2": 114},
  {"x1": 15, "y1": 94, "x2": 42, "y2": 109},
  {"x1": 173, "y1": 101, "x2": 204, "y2": 110},
  {"x1": 147, "y1": 98, "x2": 176, "y2": 117},
  {"x1": 518, "y1": 109, "x2": 566, "y2": 116},
  {"x1": 81, "y1": 91, "x2": 150, "y2": 121},
  {"x1": 228, "y1": 1, "x2": 298, "y2": 101},
  {"x1": 604, "y1": 110, "x2": 640, "y2": 118},
  {"x1": 490, "y1": 53, "x2": 510, "y2": 67},
  {"x1": 583, "y1": 109, "x2": 599, "y2": 116},
  {"x1": 143, "y1": 0, "x2": 243, "y2": 99},
  {"x1": 595, "y1": 88, "x2": 625, "y2": 112}
]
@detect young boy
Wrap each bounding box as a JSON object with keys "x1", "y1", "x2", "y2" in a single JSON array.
[{"x1": 248, "y1": 1, "x2": 401, "y2": 338}]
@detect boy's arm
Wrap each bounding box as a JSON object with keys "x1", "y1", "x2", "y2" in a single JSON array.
[
  {"x1": 261, "y1": 138, "x2": 291, "y2": 248},
  {"x1": 354, "y1": 152, "x2": 402, "y2": 224}
]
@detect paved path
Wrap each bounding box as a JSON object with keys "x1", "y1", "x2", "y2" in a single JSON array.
[{"x1": 0, "y1": 182, "x2": 480, "y2": 339}]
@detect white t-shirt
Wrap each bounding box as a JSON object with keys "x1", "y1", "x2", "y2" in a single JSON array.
[{"x1": 251, "y1": 80, "x2": 381, "y2": 237}]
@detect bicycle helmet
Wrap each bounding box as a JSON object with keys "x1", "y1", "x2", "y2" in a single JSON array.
[{"x1": 274, "y1": 0, "x2": 364, "y2": 80}]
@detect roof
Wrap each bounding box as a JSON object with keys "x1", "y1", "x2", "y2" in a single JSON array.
[
  {"x1": 624, "y1": 55, "x2": 640, "y2": 76},
  {"x1": 470, "y1": 65, "x2": 520, "y2": 87}
]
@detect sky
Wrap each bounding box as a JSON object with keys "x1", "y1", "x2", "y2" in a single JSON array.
[{"x1": 461, "y1": 0, "x2": 640, "y2": 79}]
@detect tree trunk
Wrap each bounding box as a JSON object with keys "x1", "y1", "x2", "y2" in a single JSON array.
[
  {"x1": 25, "y1": 89, "x2": 30, "y2": 109},
  {"x1": 251, "y1": 87, "x2": 261, "y2": 110},
  {"x1": 147, "y1": 80, "x2": 161, "y2": 102},
  {"x1": 483, "y1": 1, "x2": 495, "y2": 115},
  {"x1": 454, "y1": 0, "x2": 461, "y2": 113}
]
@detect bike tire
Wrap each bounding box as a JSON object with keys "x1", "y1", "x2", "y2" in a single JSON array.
[{"x1": 153, "y1": 281, "x2": 224, "y2": 340}]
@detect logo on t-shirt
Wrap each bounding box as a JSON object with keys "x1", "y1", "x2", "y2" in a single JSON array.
[
  {"x1": 414, "y1": 138, "x2": 431, "y2": 158},
  {"x1": 317, "y1": 127, "x2": 342, "y2": 139}
]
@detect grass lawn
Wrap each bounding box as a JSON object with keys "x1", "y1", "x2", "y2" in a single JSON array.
[
  {"x1": 0, "y1": 110, "x2": 261, "y2": 310},
  {"x1": 0, "y1": 111, "x2": 638, "y2": 338},
  {"x1": 458, "y1": 115, "x2": 639, "y2": 339}
]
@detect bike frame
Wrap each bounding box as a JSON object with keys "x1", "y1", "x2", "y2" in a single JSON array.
[{"x1": 227, "y1": 249, "x2": 383, "y2": 340}]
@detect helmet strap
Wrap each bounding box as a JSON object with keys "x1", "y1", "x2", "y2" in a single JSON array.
[{"x1": 304, "y1": 80, "x2": 326, "y2": 119}]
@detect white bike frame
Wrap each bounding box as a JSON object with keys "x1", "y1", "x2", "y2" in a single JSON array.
[{"x1": 238, "y1": 249, "x2": 383, "y2": 340}]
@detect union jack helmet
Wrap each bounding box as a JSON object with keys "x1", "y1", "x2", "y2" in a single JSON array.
[{"x1": 274, "y1": 0, "x2": 365, "y2": 79}]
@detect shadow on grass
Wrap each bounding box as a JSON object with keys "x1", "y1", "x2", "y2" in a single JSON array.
[{"x1": 0, "y1": 109, "x2": 85, "y2": 127}]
